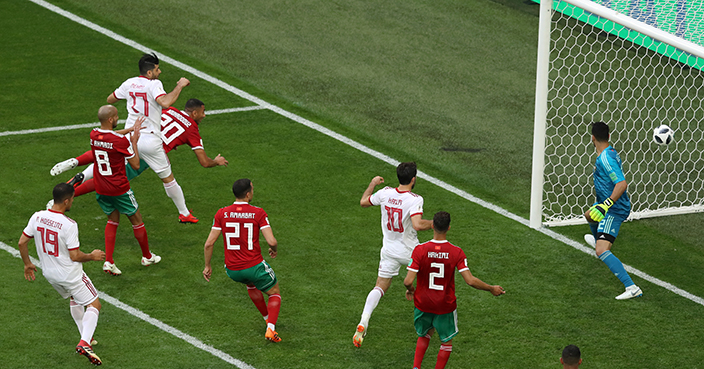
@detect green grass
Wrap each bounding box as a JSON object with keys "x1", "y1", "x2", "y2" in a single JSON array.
[{"x1": 1, "y1": 0, "x2": 703, "y2": 368}]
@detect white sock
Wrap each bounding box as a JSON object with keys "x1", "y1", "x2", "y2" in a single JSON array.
[
  {"x1": 80, "y1": 306, "x2": 99, "y2": 344},
  {"x1": 82, "y1": 164, "x2": 94, "y2": 181},
  {"x1": 70, "y1": 300, "x2": 84, "y2": 335},
  {"x1": 360, "y1": 286, "x2": 384, "y2": 327},
  {"x1": 267, "y1": 322, "x2": 276, "y2": 331},
  {"x1": 163, "y1": 179, "x2": 189, "y2": 216}
]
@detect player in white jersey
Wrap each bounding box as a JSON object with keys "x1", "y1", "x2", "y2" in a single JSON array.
[
  {"x1": 106, "y1": 52, "x2": 199, "y2": 223},
  {"x1": 18, "y1": 183, "x2": 106, "y2": 366},
  {"x1": 353, "y1": 162, "x2": 433, "y2": 348}
]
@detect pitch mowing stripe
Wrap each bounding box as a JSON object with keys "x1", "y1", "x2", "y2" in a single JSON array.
[
  {"x1": 0, "y1": 241, "x2": 256, "y2": 369},
  {"x1": 0, "y1": 106, "x2": 263, "y2": 137},
  {"x1": 27, "y1": 0, "x2": 704, "y2": 311}
]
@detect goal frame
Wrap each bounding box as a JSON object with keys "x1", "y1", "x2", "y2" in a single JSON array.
[{"x1": 529, "y1": 0, "x2": 704, "y2": 229}]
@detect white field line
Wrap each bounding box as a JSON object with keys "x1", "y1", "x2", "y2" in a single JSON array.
[
  {"x1": 15, "y1": 2, "x2": 701, "y2": 359},
  {"x1": 0, "y1": 241, "x2": 256, "y2": 369},
  {"x1": 0, "y1": 106, "x2": 265, "y2": 137}
]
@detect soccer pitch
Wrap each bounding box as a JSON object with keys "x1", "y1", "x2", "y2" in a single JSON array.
[{"x1": 1, "y1": 0, "x2": 703, "y2": 368}]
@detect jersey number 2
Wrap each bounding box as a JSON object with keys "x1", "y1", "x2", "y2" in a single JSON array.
[
  {"x1": 37, "y1": 226, "x2": 60, "y2": 257},
  {"x1": 429, "y1": 262, "x2": 444, "y2": 291},
  {"x1": 225, "y1": 222, "x2": 254, "y2": 250},
  {"x1": 384, "y1": 206, "x2": 404, "y2": 233}
]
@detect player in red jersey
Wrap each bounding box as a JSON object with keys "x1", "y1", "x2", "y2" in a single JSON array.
[
  {"x1": 404, "y1": 211, "x2": 505, "y2": 369},
  {"x1": 49, "y1": 99, "x2": 228, "y2": 218},
  {"x1": 91, "y1": 105, "x2": 161, "y2": 276},
  {"x1": 202, "y1": 178, "x2": 282, "y2": 343}
]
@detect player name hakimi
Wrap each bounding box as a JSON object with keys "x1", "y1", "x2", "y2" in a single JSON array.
[
  {"x1": 427, "y1": 251, "x2": 449, "y2": 259},
  {"x1": 224, "y1": 212, "x2": 256, "y2": 219}
]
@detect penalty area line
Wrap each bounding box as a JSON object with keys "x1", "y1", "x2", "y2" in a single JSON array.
[
  {"x1": 0, "y1": 241, "x2": 256, "y2": 369},
  {"x1": 28, "y1": 0, "x2": 704, "y2": 309},
  {"x1": 0, "y1": 106, "x2": 264, "y2": 137}
]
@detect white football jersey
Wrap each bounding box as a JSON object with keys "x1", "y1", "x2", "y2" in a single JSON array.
[
  {"x1": 22, "y1": 210, "x2": 83, "y2": 285},
  {"x1": 112, "y1": 76, "x2": 167, "y2": 134},
  {"x1": 369, "y1": 186, "x2": 424, "y2": 257}
]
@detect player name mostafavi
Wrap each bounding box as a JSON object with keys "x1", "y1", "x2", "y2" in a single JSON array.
[
  {"x1": 39, "y1": 217, "x2": 63, "y2": 230},
  {"x1": 90, "y1": 139, "x2": 113, "y2": 149},
  {"x1": 224, "y1": 212, "x2": 256, "y2": 219},
  {"x1": 427, "y1": 251, "x2": 449, "y2": 259}
]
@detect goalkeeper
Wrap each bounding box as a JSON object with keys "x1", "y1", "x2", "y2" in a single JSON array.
[{"x1": 583, "y1": 122, "x2": 642, "y2": 300}]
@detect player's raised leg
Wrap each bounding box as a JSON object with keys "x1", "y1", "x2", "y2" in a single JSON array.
[{"x1": 354, "y1": 277, "x2": 392, "y2": 347}]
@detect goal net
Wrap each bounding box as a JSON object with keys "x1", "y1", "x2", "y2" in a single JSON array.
[{"x1": 530, "y1": 0, "x2": 704, "y2": 228}]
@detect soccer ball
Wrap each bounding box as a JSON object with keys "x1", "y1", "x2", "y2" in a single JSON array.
[{"x1": 653, "y1": 125, "x2": 674, "y2": 145}]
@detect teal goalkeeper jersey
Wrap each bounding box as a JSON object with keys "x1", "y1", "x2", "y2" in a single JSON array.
[{"x1": 593, "y1": 146, "x2": 631, "y2": 218}]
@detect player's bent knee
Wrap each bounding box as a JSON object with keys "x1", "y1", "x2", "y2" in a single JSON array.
[
  {"x1": 89, "y1": 298, "x2": 102, "y2": 311},
  {"x1": 264, "y1": 283, "x2": 280, "y2": 295}
]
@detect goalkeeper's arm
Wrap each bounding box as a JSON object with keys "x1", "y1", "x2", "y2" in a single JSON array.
[{"x1": 585, "y1": 180, "x2": 627, "y2": 222}]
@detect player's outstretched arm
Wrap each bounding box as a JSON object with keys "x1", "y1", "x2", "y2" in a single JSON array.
[
  {"x1": 115, "y1": 126, "x2": 135, "y2": 136},
  {"x1": 360, "y1": 176, "x2": 384, "y2": 207},
  {"x1": 69, "y1": 248, "x2": 106, "y2": 263},
  {"x1": 203, "y1": 228, "x2": 221, "y2": 282},
  {"x1": 411, "y1": 214, "x2": 433, "y2": 232},
  {"x1": 18, "y1": 234, "x2": 37, "y2": 281},
  {"x1": 403, "y1": 270, "x2": 417, "y2": 301},
  {"x1": 193, "y1": 149, "x2": 228, "y2": 168},
  {"x1": 262, "y1": 228, "x2": 278, "y2": 258},
  {"x1": 460, "y1": 270, "x2": 505, "y2": 296},
  {"x1": 156, "y1": 78, "x2": 190, "y2": 108}
]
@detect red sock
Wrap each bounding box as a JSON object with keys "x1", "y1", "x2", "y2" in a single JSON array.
[
  {"x1": 76, "y1": 151, "x2": 94, "y2": 166},
  {"x1": 413, "y1": 335, "x2": 431, "y2": 369},
  {"x1": 247, "y1": 286, "x2": 269, "y2": 318},
  {"x1": 435, "y1": 344, "x2": 452, "y2": 369},
  {"x1": 132, "y1": 223, "x2": 152, "y2": 258},
  {"x1": 105, "y1": 221, "x2": 118, "y2": 263},
  {"x1": 266, "y1": 294, "x2": 281, "y2": 325},
  {"x1": 74, "y1": 178, "x2": 96, "y2": 197}
]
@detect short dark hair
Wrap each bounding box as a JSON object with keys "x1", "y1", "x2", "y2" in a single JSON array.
[
  {"x1": 184, "y1": 98, "x2": 205, "y2": 112},
  {"x1": 433, "y1": 211, "x2": 451, "y2": 232},
  {"x1": 561, "y1": 345, "x2": 581, "y2": 365},
  {"x1": 139, "y1": 52, "x2": 160, "y2": 75},
  {"x1": 232, "y1": 178, "x2": 253, "y2": 199},
  {"x1": 53, "y1": 183, "x2": 75, "y2": 203},
  {"x1": 396, "y1": 162, "x2": 417, "y2": 185},
  {"x1": 591, "y1": 122, "x2": 609, "y2": 142}
]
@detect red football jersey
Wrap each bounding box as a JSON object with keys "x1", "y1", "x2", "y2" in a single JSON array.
[
  {"x1": 408, "y1": 240, "x2": 469, "y2": 315},
  {"x1": 212, "y1": 202, "x2": 270, "y2": 270},
  {"x1": 90, "y1": 129, "x2": 135, "y2": 196},
  {"x1": 160, "y1": 107, "x2": 204, "y2": 153}
]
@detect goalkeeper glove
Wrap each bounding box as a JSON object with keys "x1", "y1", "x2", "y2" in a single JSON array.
[{"x1": 588, "y1": 198, "x2": 614, "y2": 222}]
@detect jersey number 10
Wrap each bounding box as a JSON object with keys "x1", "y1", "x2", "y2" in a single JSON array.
[{"x1": 384, "y1": 206, "x2": 404, "y2": 233}]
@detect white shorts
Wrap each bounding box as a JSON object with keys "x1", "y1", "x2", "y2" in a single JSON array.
[
  {"x1": 137, "y1": 132, "x2": 172, "y2": 179},
  {"x1": 50, "y1": 272, "x2": 99, "y2": 306},
  {"x1": 378, "y1": 247, "x2": 412, "y2": 278}
]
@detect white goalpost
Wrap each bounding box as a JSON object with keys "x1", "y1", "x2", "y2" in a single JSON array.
[{"x1": 530, "y1": 0, "x2": 704, "y2": 228}]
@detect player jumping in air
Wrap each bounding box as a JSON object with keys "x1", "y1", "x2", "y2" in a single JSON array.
[
  {"x1": 91, "y1": 105, "x2": 161, "y2": 276},
  {"x1": 18, "y1": 183, "x2": 106, "y2": 366},
  {"x1": 203, "y1": 178, "x2": 283, "y2": 343},
  {"x1": 353, "y1": 162, "x2": 433, "y2": 348},
  {"x1": 49, "y1": 99, "x2": 228, "y2": 217},
  {"x1": 404, "y1": 211, "x2": 505, "y2": 369},
  {"x1": 51, "y1": 53, "x2": 199, "y2": 223},
  {"x1": 583, "y1": 121, "x2": 642, "y2": 300}
]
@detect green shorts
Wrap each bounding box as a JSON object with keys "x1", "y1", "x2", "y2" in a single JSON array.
[
  {"x1": 226, "y1": 261, "x2": 278, "y2": 293},
  {"x1": 96, "y1": 189, "x2": 139, "y2": 216},
  {"x1": 126, "y1": 158, "x2": 150, "y2": 181},
  {"x1": 414, "y1": 308, "x2": 458, "y2": 343}
]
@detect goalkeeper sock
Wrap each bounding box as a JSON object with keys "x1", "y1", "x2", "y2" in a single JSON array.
[{"x1": 599, "y1": 250, "x2": 635, "y2": 288}]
